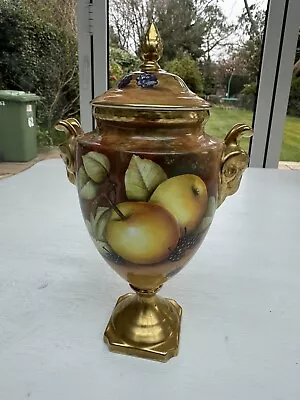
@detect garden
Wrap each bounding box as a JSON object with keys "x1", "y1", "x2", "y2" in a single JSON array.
[
  {"x1": 0, "y1": 0, "x2": 299, "y2": 161},
  {"x1": 206, "y1": 107, "x2": 300, "y2": 162}
]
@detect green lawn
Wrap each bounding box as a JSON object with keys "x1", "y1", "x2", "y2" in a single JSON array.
[{"x1": 205, "y1": 107, "x2": 300, "y2": 162}]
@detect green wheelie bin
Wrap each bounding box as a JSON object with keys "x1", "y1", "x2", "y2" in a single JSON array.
[{"x1": 0, "y1": 90, "x2": 40, "y2": 162}]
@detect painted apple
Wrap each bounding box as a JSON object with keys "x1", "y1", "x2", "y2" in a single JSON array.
[
  {"x1": 149, "y1": 174, "x2": 208, "y2": 235},
  {"x1": 105, "y1": 202, "x2": 180, "y2": 265}
]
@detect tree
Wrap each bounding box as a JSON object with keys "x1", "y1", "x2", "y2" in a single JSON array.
[
  {"x1": 238, "y1": 3, "x2": 299, "y2": 81},
  {"x1": 289, "y1": 32, "x2": 300, "y2": 116},
  {"x1": 109, "y1": 0, "x2": 149, "y2": 51},
  {"x1": 109, "y1": 0, "x2": 233, "y2": 64},
  {"x1": 293, "y1": 31, "x2": 300, "y2": 77},
  {"x1": 243, "y1": 0, "x2": 259, "y2": 39},
  {"x1": 226, "y1": 3, "x2": 266, "y2": 87},
  {"x1": 153, "y1": 0, "x2": 205, "y2": 62},
  {"x1": 22, "y1": 0, "x2": 77, "y2": 36},
  {"x1": 197, "y1": 2, "x2": 234, "y2": 63}
]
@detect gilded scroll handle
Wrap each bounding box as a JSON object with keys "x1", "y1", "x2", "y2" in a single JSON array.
[
  {"x1": 55, "y1": 118, "x2": 84, "y2": 185},
  {"x1": 218, "y1": 123, "x2": 253, "y2": 207}
]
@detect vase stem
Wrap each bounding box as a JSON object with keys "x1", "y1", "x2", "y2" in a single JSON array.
[{"x1": 129, "y1": 284, "x2": 162, "y2": 296}]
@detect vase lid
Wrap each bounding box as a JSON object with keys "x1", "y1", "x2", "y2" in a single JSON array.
[{"x1": 91, "y1": 23, "x2": 210, "y2": 111}]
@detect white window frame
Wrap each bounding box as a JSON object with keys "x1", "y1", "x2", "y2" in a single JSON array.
[
  {"x1": 77, "y1": 0, "x2": 300, "y2": 168},
  {"x1": 77, "y1": 0, "x2": 108, "y2": 132},
  {"x1": 263, "y1": 0, "x2": 300, "y2": 168},
  {"x1": 251, "y1": 0, "x2": 300, "y2": 168}
]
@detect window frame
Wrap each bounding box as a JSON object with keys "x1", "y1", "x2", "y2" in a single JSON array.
[{"x1": 250, "y1": 0, "x2": 300, "y2": 168}]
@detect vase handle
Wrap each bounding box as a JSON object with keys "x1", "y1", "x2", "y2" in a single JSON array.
[
  {"x1": 55, "y1": 118, "x2": 84, "y2": 185},
  {"x1": 218, "y1": 123, "x2": 253, "y2": 207}
]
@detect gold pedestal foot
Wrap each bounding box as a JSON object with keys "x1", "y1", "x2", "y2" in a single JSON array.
[{"x1": 104, "y1": 290, "x2": 182, "y2": 362}]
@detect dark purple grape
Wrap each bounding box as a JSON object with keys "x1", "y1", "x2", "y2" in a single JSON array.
[
  {"x1": 136, "y1": 73, "x2": 158, "y2": 88},
  {"x1": 117, "y1": 74, "x2": 132, "y2": 89},
  {"x1": 108, "y1": 253, "x2": 124, "y2": 264},
  {"x1": 168, "y1": 232, "x2": 201, "y2": 262}
]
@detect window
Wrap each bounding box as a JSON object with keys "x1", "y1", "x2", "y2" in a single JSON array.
[{"x1": 76, "y1": 0, "x2": 300, "y2": 168}]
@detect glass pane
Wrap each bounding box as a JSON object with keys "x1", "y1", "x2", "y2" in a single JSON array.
[
  {"x1": 279, "y1": 29, "x2": 300, "y2": 169},
  {"x1": 109, "y1": 0, "x2": 268, "y2": 151},
  {"x1": 0, "y1": 0, "x2": 79, "y2": 162}
]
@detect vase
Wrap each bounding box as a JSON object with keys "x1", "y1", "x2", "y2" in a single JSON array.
[{"x1": 56, "y1": 23, "x2": 252, "y2": 362}]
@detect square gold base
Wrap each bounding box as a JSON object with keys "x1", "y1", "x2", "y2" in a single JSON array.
[{"x1": 104, "y1": 293, "x2": 182, "y2": 362}]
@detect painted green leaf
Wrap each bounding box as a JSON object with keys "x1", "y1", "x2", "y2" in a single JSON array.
[
  {"x1": 94, "y1": 240, "x2": 113, "y2": 257},
  {"x1": 79, "y1": 180, "x2": 98, "y2": 200},
  {"x1": 77, "y1": 166, "x2": 98, "y2": 200},
  {"x1": 93, "y1": 207, "x2": 110, "y2": 241},
  {"x1": 125, "y1": 155, "x2": 167, "y2": 201},
  {"x1": 84, "y1": 219, "x2": 94, "y2": 236},
  {"x1": 77, "y1": 166, "x2": 89, "y2": 189},
  {"x1": 82, "y1": 151, "x2": 110, "y2": 183}
]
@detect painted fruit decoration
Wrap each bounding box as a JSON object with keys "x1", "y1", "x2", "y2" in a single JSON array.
[
  {"x1": 149, "y1": 174, "x2": 208, "y2": 235},
  {"x1": 106, "y1": 202, "x2": 180, "y2": 264},
  {"x1": 77, "y1": 149, "x2": 217, "y2": 282}
]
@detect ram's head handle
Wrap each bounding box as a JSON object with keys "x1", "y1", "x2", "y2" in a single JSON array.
[
  {"x1": 55, "y1": 118, "x2": 84, "y2": 185},
  {"x1": 218, "y1": 123, "x2": 253, "y2": 207}
]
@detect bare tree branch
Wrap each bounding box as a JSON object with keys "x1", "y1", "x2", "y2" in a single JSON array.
[{"x1": 243, "y1": 0, "x2": 259, "y2": 38}]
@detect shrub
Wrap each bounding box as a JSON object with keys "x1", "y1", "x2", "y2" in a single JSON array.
[
  {"x1": 0, "y1": 1, "x2": 79, "y2": 129},
  {"x1": 288, "y1": 77, "x2": 300, "y2": 117},
  {"x1": 164, "y1": 54, "x2": 204, "y2": 94},
  {"x1": 205, "y1": 94, "x2": 222, "y2": 105},
  {"x1": 109, "y1": 47, "x2": 139, "y2": 88},
  {"x1": 237, "y1": 94, "x2": 255, "y2": 110},
  {"x1": 109, "y1": 47, "x2": 140, "y2": 73},
  {"x1": 36, "y1": 129, "x2": 53, "y2": 148},
  {"x1": 241, "y1": 83, "x2": 257, "y2": 96},
  {"x1": 109, "y1": 61, "x2": 124, "y2": 88}
]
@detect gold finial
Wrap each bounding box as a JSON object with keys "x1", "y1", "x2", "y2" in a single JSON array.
[{"x1": 140, "y1": 23, "x2": 163, "y2": 72}]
